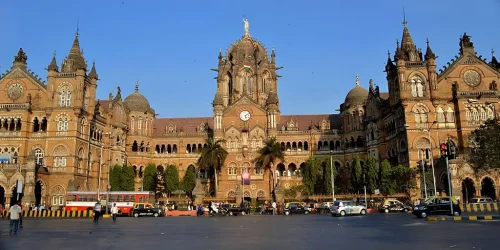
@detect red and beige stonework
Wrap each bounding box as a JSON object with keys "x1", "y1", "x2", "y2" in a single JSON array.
[{"x1": 1, "y1": 20, "x2": 500, "y2": 207}]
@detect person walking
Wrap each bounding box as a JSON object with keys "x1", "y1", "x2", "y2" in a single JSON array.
[
  {"x1": 110, "y1": 203, "x2": 119, "y2": 222},
  {"x1": 0, "y1": 203, "x2": 4, "y2": 219},
  {"x1": 9, "y1": 202, "x2": 22, "y2": 235},
  {"x1": 93, "y1": 201, "x2": 102, "y2": 223},
  {"x1": 272, "y1": 201, "x2": 277, "y2": 215}
]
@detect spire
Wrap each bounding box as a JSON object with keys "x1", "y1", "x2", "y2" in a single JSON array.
[
  {"x1": 47, "y1": 50, "x2": 59, "y2": 72},
  {"x1": 61, "y1": 23, "x2": 87, "y2": 72},
  {"x1": 135, "y1": 81, "x2": 139, "y2": 92},
  {"x1": 459, "y1": 32, "x2": 475, "y2": 55},
  {"x1": 401, "y1": 20, "x2": 416, "y2": 52},
  {"x1": 491, "y1": 49, "x2": 500, "y2": 69},
  {"x1": 385, "y1": 50, "x2": 396, "y2": 72},
  {"x1": 369, "y1": 79, "x2": 374, "y2": 90},
  {"x1": 424, "y1": 38, "x2": 436, "y2": 61},
  {"x1": 355, "y1": 74, "x2": 360, "y2": 86},
  {"x1": 212, "y1": 92, "x2": 224, "y2": 106},
  {"x1": 271, "y1": 47, "x2": 276, "y2": 64},
  {"x1": 88, "y1": 60, "x2": 98, "y2": 79}
]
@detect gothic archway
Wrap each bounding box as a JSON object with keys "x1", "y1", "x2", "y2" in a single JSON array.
[
  {"x1": 35, "y1": 180, "x2": 44, "y2": 206},
  {"x1": 481, "y1": 177, "x2": 496, "y2": 200},
  {"x1": 0, "y1": 185, "x2": 5, "y2": 205},
  {"x1": 10, "y1": 185, "x2": 23, "y2": 206},
  {"x1": 440, "y1": 172, "x2": 450, "y2": 196},
  {"x1": 461, "y1": 178, "x2": 475, "y2": 203}
]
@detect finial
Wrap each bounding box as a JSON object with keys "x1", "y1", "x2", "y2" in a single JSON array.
[
  {"x1": 396, "y1": 39, "x2": 400, "y2": 48},
  {"x1": 135, "y1": 81, "x2": 139, "y2": 92},
  {"x1": 387, "y1": 50, "x2": 391, "y2": 59},
  {"x1": 355, "y1": 75, "x2": 360, "y2": 86},
  {"x1": 75, "y1": 18, "x2": 80, "y2": 37},
  {"x1": 369, "y1": 79, "x2": 374, "y2": 89},
  {"x1": 426, "y1": 38, "x2": 430, "y2": 46},
  {"x1": 219, "y1": 48, "x2": 222, "y2": 53},
  {"x1": 492, "y1": 49, "x2": 496, "y2": 57},
  {"x1": 402, "y1": 8, "x2": 407, "y2": 26},
  {"x1": 53, "y1": 50, "x2": 56, "y2": 58}
]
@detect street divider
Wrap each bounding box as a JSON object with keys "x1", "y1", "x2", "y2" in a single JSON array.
[
  {"x1": 459, "y1": 203, "x2": 499, "y2": 212},
  {"x1": 2, "y1": 210, "x2": 95, "y2": 218},
  {"x1": 426, "y1": 215, "x2": 500, "y2": 221}
]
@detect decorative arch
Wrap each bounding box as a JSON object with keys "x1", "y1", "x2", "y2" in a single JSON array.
[
  {"x1": 227, "y1": 190, "x2": 236, "y2": 198},
  {"x1": 8, "y1": 172, "x2": 24, "y2": 189},
  {"x1": 408, "y1": 72, "x2": 427, "y2": 83},
  {"x1": 243, "y1": 190, "x2": 251, "y2": 198},
  {"x1": 256, "y1": 190, "x2": 266, "y2": 198},
  {"x1": 52, "y1": 144, "x2": 68, "y2": 155},
  {"x1": 411, "y1": 103, "x2": 430, "y2": 113}
]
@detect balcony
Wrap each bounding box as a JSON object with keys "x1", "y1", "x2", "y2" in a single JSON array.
[
  {"x1": 0, "y1": 103, "x2": 29, "y2": 110},
  {"x1": 0, "y1": 131, "x2": 21, "y2": 137},
  {"x1": 0, "y1": 163, "x2": 27, "y2": 171}
]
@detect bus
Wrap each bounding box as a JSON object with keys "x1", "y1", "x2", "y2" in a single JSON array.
[{"x1": 65, "y1": 191, "x2": 155, "y2": 216}]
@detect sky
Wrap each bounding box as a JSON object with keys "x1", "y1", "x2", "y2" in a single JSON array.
[{"x1": 1, "y1": 0, "x2": 499, "y2": 118}]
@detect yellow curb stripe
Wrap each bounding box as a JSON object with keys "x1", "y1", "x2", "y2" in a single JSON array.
[
  {"x1": 453, "y1": 217, "x2": 462, "y2": 221},
  {"x1": 484, "y1": 215, "x2": 493, "y2": 220},
  {"x1": 469, "y1": 216, "x2": 478, "y2": 220}
]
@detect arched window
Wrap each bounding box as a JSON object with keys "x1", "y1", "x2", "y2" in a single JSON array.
[
  {"x1": 446, "y1": 107, "x2": 455, "y2": 123},
  {"x1": 412, "y1": 103, "x2": 429, "y2": 128},
  {"x1": 437, "y1": 107, "x2": 445, "y2": 123},
  {"x1": 487, "y1": 107, "x2": 495, "y2": 120},
  {"x1": 57, "y1": 118, "x2": 69, "y2": 131},
  {"x1": 131, "y1": 118, "x2": 135, "y2": 132},
  {"x1": 59, "y1": 86, "x2": 72, "y2": 107},
  {"x1": 473, "y1": 108, "x2": 479, "y2": 121},
  {"x1": 34, "y1": 148, "x2": 44, "y2": 165},
  {"x1": 480, "y1": 107, "x2": 487, "y2": 121},
  {"x1": 466, "y1": 108, "x2": 472, "y2": 121},
  {"x1": 53, "y1": 145, "x2": 68, "y2": 168},
  {"x1": 138, "y1": 118, "x2": 142, "y2": 130}
]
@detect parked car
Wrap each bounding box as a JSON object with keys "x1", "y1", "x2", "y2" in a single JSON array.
[
  {"x1": 283, "y1": 202, "x2": 310, "y2": 215},
  {"x1": 331, "y1": 200, "x2": 367, "y2": 217},
  {"x1": 223, "y1": 204, "x2": 248, "y2": 216},
  {"x1": 131, "y1": 203, "x2": 163, "y2": 217},
  {"x1": 412, "y1": 196, "x2": 461, "y2": 218},
  {"x1": 468, "y1": 197, "x2": 494, "y2": 204},
  {"x1": 380, "y1": 198, "x2": 411, "y2": 213}
]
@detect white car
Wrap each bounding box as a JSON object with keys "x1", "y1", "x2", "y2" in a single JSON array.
[{"x1": 331, "y1": 200, "x2": 367, "y2": 217}]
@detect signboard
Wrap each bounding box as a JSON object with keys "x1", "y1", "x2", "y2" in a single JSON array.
[
  {"x1": 16, "y1": 180, "x2": 23, "y2": 194},
  {"x1": 241, "y1": 172, "x2": 250, "y2": 185}
]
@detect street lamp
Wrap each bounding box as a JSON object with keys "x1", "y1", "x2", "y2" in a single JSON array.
[
  {"x1": 330, "y1": 150, "x2": 335, "y2": 202},
  {"x1": 423, "y1": 121, "x2": 437, "y2": 196}
]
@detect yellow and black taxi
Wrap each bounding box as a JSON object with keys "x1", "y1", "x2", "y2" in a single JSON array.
[
  {"x1": 283, "y1": 202, "x2": 310, "y2": 215},
  {"x1": 131, "y1": 203, "x2": 163, "y2": 217},
  {"x1": 412, "y1": 196, "x2": 461, "y2": 218},
  {"x1": 379, "y1": 198, "x2": 411, "y2": 213}
]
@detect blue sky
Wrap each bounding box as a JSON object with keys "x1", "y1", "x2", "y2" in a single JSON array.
[{"x1": 1, "y1": 0, "x2": 499, "y2": 118}]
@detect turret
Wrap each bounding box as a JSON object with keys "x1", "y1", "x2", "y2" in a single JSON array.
[
  {"x1": 12, "y1": 48, "x2": 28, "y2": 70},
  {"x1": 425, "y1": 39, "x2": 438, "y2": 95}
]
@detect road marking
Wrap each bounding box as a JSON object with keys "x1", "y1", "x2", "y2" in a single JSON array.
[{"x1": 401, "y1": 222, "x2": 426, "y2": 226}]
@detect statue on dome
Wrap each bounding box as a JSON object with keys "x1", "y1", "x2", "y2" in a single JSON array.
[{"x1": 243, "y1": 17, "x2": 250, "y2": 36}]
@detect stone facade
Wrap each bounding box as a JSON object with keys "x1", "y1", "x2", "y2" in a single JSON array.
[{"x1": 1, "y1": 21, "x2": 500, "y2": 207}]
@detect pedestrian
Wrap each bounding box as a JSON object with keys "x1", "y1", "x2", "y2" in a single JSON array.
[
  {"x1": 9, "y1": 201, "x2": 22, "y2": 235},
  {"x1": 272, "y1": 201, "x2": 277, "y2": 215},
  {"x1": 277, "y1": 202, "x2": 281, "y2": 215},
  {"x1": 0, "y1": 203, "x2": 4, "y2": 219},
  {"x1": 18, "y1": 201, "x2": 23, "y2": 229},
  {"x1": 110, "y1": 203, "x2": 119, "y2": 222},
  {"x1": 93, "y1": 201, "x2": 102, "y2": 222}
]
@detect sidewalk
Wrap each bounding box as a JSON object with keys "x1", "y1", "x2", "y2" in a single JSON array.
[{"x1": 426, "y1": 215, "x2": 500, "y2": 221}]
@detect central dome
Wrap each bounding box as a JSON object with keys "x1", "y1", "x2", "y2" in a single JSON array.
[
  {"x1": 344, "y1": 76, "x2": 368, "y2": 105},
  {"x1": 226, "y1": 36, "x2": 269, "y2": 62},
  {"x1": 123, "y1": 82, "x2": 151, "y2": 113}
]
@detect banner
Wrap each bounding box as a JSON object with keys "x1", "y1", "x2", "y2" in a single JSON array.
[{"x1": 242, "y1": 172, "x2": 250, "y2": 185}]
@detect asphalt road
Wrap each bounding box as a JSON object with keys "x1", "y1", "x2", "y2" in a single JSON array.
[{"x1": 0, "y1": 213, "x2": 497, "y2": 250}]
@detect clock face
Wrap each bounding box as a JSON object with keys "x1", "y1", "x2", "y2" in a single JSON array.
[{"x1": 239, "y1": 110, "x2": 251, "y2": 121}]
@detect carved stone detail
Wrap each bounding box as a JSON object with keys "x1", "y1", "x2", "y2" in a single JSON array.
[{"x1": 463, "y1": 70, "x2": 481, "y2": 87}]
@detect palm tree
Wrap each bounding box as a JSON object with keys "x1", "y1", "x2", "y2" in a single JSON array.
[
  {"x1": 254, "y1": 137, "x2": 285, "y2": 200},
  {"x1": 197, "y1": 137, "x2": 228, "y2": 195}
]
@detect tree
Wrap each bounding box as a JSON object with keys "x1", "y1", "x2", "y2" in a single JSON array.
[
  {"x1": 391, "y1": 164, "x2": 417, "y2": 196},
  {"x1": 121, "y1": 165, "x2": 136, "y2": 191},
  {"x1": 365, "y1": 156, "x2": 379, "y2": 194},
  {"x1": 182, "y1": 165, "x2": 197, "y2": 196},
  {"x1": 109, "y1": 164, "x2": 122, "y2": 191},
  {"x1": 350, "y1": 156, "x2": 362, "y2": 193},
  {"x1": 379, "y1": 159, "x2": 395, "y2": 195},
  {"x1": 302, "y1": 156, "x2": 322, "y2": 195},
  {"x1": 197, "y1": 137, "x2": 228, "y2": 194},
  {"x1": 142, "y1": 164, "x2": 156, "y2": 191},
  {"x1": 470, "y1": 118, "x2": 500, "y2": 169},
  {"x1": 164, "y1": 164, "x2": 180, "y2": 196},
  {"x1": 322, "y1": 157, "x2": 335, "y2": 196},
  {"x1": 109, "y1": 165, "x2": 135, "y2": 191},
  {"x1": 254, "y1": 137, "x2": 285, "y2": 199}
]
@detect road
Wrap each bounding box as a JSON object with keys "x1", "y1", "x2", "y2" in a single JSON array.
[{"x1": 0, "y1": 213, "x2": 497, "y2": 250}]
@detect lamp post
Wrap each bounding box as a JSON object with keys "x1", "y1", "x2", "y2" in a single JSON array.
[
  {"x1": 420, "y1": 160, "x2": 428, "y2": 199},
  {"x1": 423, "y1": 121, "x2": 437, "y2": 196},
  {"x1": 330, "y1": 150, "x2": 335, "y2": 202}
]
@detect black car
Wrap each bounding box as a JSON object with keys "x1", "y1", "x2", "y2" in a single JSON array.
[
  {"x1": 131, "y1": 203, "x2": 163, "y2": 217},
  {"x1": 283, "y1": 202, "x2": 310, "y2": 215},
  {"x1": 412, "y1": 197, "x2": 461, "y2": 218}
]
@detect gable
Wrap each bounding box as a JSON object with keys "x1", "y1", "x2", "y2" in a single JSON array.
[
  {"x1": 0, "y1": 67, "x2": 47, "y2": 92},
  {"x1": 223, "y1": 94, "x2": 267, "y2": 115},
  {"x1": 437, "y1": 52, "x2": 500, "y2": 82}
]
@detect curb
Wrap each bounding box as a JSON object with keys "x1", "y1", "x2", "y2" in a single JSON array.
[{"x1": 426, "y1": 215, "x2": 500, "y2": 221}]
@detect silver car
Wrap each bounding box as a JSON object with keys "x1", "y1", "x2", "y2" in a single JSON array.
[{"x1": 330, "y1": 200, "x2": 367, "y2": 217}]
